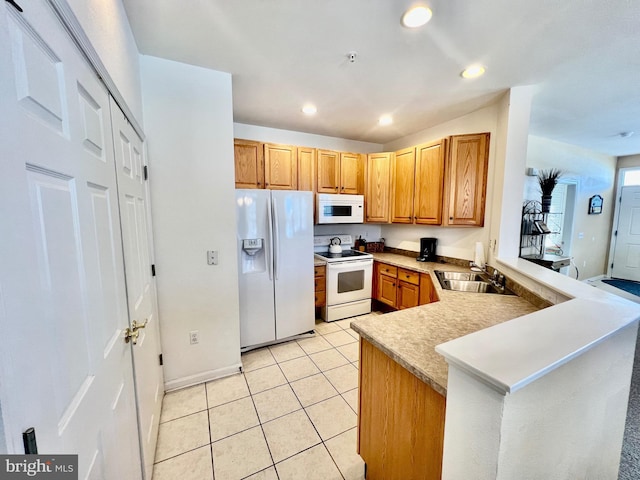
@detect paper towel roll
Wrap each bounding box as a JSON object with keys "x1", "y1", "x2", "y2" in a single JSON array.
[{"x1": 474, "y1": 241, "x2": 486, "y2": 268}]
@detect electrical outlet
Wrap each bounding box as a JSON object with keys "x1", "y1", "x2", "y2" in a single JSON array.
[
  {"x1": 190, "y1": 330, "x2": 199, "y2": 345},
  {"x1": 207, "y1": 250, "x2": 218, "y2": 265}
]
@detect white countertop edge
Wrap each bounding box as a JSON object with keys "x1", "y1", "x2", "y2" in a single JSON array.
[
  {"x1": 435, "y1": 296, "x2": 640, "y2": 395},
  {"x1": 495, "y1": 256, "x2": 632, "y2": 303}
]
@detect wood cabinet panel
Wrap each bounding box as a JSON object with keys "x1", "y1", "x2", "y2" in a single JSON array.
[
  {"x1": 419, "y1": 273, "x2": 438, "y2": 305},
  {"x1": 397, "y1": 281, "x2": 420, "y2": 309},
  {"x1": 366, "y1": 153, "x2": 392, "y2": 223},
  {"x1": 378, "y1": 274, "x2": 397, "y2": 308},
  {"x1": 390, "y1": 147, "x2": 416, "y2": 223},
  {"x1": 317, "y1": 149, "x2": 340, "y2": 193},
  {"x1": 443, "y1": 133, "x2": 490, "y2": 226},
  {"x1": 340, "y1": 152, "x2": 363, "y2": 195},
  {"x1": 414, "y1": 139, "x2": 447, "y2": 225},
  {"x1": 297, "y1": 147, "x2": 316, "y2": 192},
  {"x1": 314, "y1": 265, "x2": 326, "y2": 307},
  {"x1": 397, "y1": 268, "x2": 420, "y2": 286},
  {"x1": 264, "y1": 143, "x2": 297, "y2": 190},
  {"x1": 378, "y1": 264, "x2": 397, "y2": 278},
  {"x1": 234, "y1": 139, "x2": 264, "y2": 189},
  {"x1": 359, "y1": 338, "x2": 446, "y2": 480}
]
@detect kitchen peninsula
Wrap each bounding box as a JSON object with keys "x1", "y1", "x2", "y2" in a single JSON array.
[{"x1": 351, "y1": 254, "x2": 640, "y2": 480}]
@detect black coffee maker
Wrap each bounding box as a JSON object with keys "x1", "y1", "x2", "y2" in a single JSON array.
[{"x1": 417, "y1": 237, "x2": 437, "y2": 262}]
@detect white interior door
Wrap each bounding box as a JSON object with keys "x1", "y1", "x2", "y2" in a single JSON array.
[
  {"x1": 110, "y1": 98, "x2": 163, "y2": 480},
  {"x1": 612, "y1": 186, "x2": 640, "y2": 281},
  {"x1": 0, "y1": 2, "x2": 141, "y2": 479}
]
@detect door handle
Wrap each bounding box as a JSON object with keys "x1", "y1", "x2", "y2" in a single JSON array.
[{"x1": 124, "y1": 319, "x2": 148, "y2": 345}]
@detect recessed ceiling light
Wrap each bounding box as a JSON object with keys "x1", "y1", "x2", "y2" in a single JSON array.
[
  {"x1": 402, "y1": 6, "x2": 433, "y2": 28},
  {"x1": 302, "y1": 104, "x2": 317, "y2": 115},
  {"x1": 461, "y1": 65, "x2": 486, "y2": 79},
  {"x1": 379, "y1": 115, "x2": 393, "y2": 126}
]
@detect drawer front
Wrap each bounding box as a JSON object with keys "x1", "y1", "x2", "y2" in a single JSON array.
[
  {"x1": 379, "y1": 264, "x2": 398, "y2": 278},
  {"x1": 398, "y1": 268, "x2": 420, "y2": 285},
  {"x1": 314, "y1": 276, "x2": 326, "y2": 291},
  {"x1": 315, "y1": 290, "x2": 326, "y2": 307},
  {"x1": 314, "y1": 265, "x2": 326, "y2": 277}
]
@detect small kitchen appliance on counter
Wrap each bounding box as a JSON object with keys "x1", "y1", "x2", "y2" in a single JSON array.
[
  {"x1": 417, "y1": 237, "x2": 437, "y2": 262},
  {"x1": 314, "y1": 234, "x2": 373, "y2": 322}
]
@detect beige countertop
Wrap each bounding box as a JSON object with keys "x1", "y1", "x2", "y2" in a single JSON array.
[
  {"x1": 350, "y1": 253, "x2": 541, "y2": 397},
  {"x1": 314, "y1": 258, "x2": 326, "y2": 267}
]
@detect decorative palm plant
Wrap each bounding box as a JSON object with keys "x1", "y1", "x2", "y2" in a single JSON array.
[{"x1": 537, "y1": 168, "x2": 563, "y2": 213}]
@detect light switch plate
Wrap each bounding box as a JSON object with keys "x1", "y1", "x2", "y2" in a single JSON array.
[{"x1": 207, "y1": 250, "x2": 218, "y2": 265}]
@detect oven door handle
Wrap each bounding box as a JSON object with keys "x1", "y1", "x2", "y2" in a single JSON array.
[{"x1": 326, "y1": 259, "x2": 373, "y2": 271}]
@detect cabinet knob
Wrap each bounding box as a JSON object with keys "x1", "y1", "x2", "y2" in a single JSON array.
[
  {"x1": 335, "y1": 186, "x2": 338, "y2": 190},
  {"x1": 450, "y1": 217, "x2": 453, "y2": 220}
]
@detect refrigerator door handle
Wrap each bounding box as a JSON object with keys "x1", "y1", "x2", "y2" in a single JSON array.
[
  {"x1": 272, "y1": 197, "x2": 280, "y2": 281},
  {"x1": 267, "y1": 196, "x2": 274, "y2": 281}
]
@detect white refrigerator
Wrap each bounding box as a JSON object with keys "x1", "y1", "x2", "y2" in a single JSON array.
[{"x1": 236, "y1": 189, "x2": 315, "y2": 349}]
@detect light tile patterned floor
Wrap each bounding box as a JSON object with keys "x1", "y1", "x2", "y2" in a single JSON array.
[{"x1": 152, "y1": 316, "x2": 377, "y2": 480}]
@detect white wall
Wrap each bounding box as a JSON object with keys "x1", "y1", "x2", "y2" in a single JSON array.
[
  {"x1": 141, "y1": 55, "x2": 241, "y2": 390},
  {"x1": 618, "y1": 154, "x2": 640, "y2": 169},
  {"x1": 525, "y1": 136, "x2": 617, "y2": 279},
  {"x1": 234, "y1": 123, "x2": 382, "y2": 153},
  {"x1": 442, "y1": 322, "x2": 637, "y2": 479},
  {"x1": 380, "y1": 104, "x2": 500, "y2": 260},
  {"x1": 0, "y1": 400, "x2": 5, "y2": 453},
  {"x1": 65, "y1": 0, "x2": 144, "y2": 124}
]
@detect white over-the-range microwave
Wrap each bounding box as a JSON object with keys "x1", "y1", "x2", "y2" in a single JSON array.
[{"x1": 316, "y1": 193, "x2": 364, "y2": 224}]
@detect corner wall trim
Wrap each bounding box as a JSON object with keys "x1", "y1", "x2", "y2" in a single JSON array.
[{"x1": 47, "y1": 0, "x2": 145, "y2": 141}]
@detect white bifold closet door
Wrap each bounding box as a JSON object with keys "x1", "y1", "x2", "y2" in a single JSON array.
[{"x1": 0, "y1": 2, "x2": 161, "y2": 479}]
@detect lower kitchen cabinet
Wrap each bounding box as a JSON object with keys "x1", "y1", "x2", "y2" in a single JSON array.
[
  {"x1": 314, "y1": 265, "x2": 326, "y2": 308},
  {"x1": 358, "y1": 338, "x2": 445, "y2": 480},
  {"x1": 374, "y1": 261, "x2": 438, "y2": 310}
]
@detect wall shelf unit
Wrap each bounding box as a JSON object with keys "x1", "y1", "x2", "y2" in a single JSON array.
[{"x1": 520, "y1": 200, "x2": 571, "y2": 271}]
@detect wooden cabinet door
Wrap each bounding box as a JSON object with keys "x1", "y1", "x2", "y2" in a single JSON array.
[
  {"x1": 340, "y1": 152, "x2": 363, "y2": 195},
  {"x1": 366, "y1": 153, "x2": 391, "y2": 223},
  {"x1": 419, "y1": 273, "x2": 439, "y2": 305},
  {"x1": 378, "y1": 273, "x2": 397, "y2": 308},
  {"x1": 443, "y1": 133, "x2": 490, "y2": 226},
  {"x1": 391, "y1": 147, "x2": 416, "y2": 223},
  {"x1": 234, "y1": 139, "x2": 264, "y2": 189},
  {"x1": 359, "y1": 339, "x2": 446, "y2": 480},
  {"x1": 397, "y1": 281, "x2": 420, "y2": 309},
  {"x1": 317, "y1": 149, "x2": 340, "y2": 193},
  {"x1": 414, "y1": 139, "x2": 446, "y2": 225},
  {"x1": 297, "y1": 147, "x2": 316, "y2": 192},
  {"x1": 264, "y1": 143, "x2": 297, "y2": 190}
]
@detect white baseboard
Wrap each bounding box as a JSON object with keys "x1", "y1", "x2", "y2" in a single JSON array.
[{"x1": 164, "y1": 363, "x2": 242, "y2": 392}]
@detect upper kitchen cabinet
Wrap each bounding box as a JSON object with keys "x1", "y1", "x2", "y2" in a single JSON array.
[
  {"x1": 365, "y1": 152, "x2": 392, "y2": 223},
  {"x1": 414, "y1": 139, "x2": 447, "y2": 225},
  {"x1": 317, "y1": 149, "x2": 364, "y2": 195},
  {"x1": 443, "y1": 133, "x2": 490, "y2": 227},
  {"x1": 390, "y1": 139, "x2": 446, "y2": 225},
  {"x1": 390, "y1": 147, "x2": 416, "y2": 223},
  {"x1": 264, "y1": 143, "x2": 297, "y2": 190},
  {"x1": 340, "y1": 152, "x2": 364, "y2": 194},
  {"x1": 297, "y1": 147, "x2": 316, "y2": 192},
  {"x1": 234, "y1": 139, "x2": 264, "y2": 189}
]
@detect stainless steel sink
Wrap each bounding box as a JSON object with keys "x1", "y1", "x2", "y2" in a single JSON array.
[
  {"x1": 434, "y1": 270, "x2": 515, "y2": 295},
  {"x1": 436, "y1": 271, "x2": 487, "y2": 282}
]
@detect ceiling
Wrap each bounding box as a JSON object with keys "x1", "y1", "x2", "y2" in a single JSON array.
[{"x1": 122, "y1": 0, "x2": 640, "y2": 156}]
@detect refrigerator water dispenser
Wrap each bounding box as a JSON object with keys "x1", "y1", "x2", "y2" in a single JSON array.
[{"x1": 241, "y1": 238, "x2": 266, "y2": 274}]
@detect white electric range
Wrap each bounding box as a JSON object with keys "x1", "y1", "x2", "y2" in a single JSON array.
[{"x1": 314, "y1": 235, "x2": 373, "y2": 322}]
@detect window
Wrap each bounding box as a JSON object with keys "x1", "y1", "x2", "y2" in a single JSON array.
[{"x1": 623, "y1": 169, "x2": 640, "y2": 186}]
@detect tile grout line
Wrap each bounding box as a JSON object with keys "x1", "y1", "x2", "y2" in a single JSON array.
[{"x1": 203, "y1": 380, "x2": 216, "y2": 480}]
